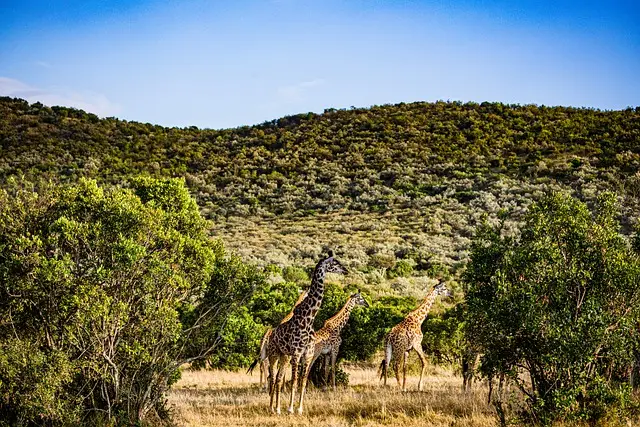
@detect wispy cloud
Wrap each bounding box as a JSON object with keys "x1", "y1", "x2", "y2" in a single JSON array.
[
  {"x1": 277, "y1": 78, "x2": 326, "y2": 103},
  {"x1": 34, "y1": 60, "x2": 52, "y2": 69},
  {"x1": 0, "y1": 77, "x2": 121, "y2": 117}
]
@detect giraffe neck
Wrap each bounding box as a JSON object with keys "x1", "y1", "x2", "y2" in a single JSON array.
[
  {"x1": 280, "y1": 291, "x2": 307, "y2": 324},
  {"x1": 406, "y1": 289, "x2": 438, "y2": 323},
  {"x1": 292, "y1": 259, "x2": 327, "y2": 326},
  {"x1": 322, "y1": 298, "x2": 357, "y2": 332}
]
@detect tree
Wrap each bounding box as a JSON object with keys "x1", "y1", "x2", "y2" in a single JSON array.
[
  {"x1": 0, "y1": 177, "x2": 263, "y2": 425},
  {"x1": 464, "y1": 192, "x2": 640, "y2": 424}
]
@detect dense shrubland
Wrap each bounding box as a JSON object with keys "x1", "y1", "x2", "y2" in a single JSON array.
[{"x1": 2, "y1": 97, "x2": 640, "y2": 272}]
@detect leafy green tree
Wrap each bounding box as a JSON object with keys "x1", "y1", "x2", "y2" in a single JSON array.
[
  {"x1": 421, "y1": 304, "x2": 465, "y2": 365},
  {"x1": 247, "y1": 280, "x2": 303, "y2": 326},
  {"x1": 465, "y1": 193, "x2": 640, "y2": 424},
  {"x1": 200, "y1": 306, "x2": 264, "y2": 370},
  {"x1": 0, "y1": 178, "x2": 263, "y2": 425},
  {"x1": 182, "y1": 251, "x2": 267, "y2": 371}
]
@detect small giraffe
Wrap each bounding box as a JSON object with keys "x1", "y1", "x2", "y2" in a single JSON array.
[
  {"x1": 310, "y1": 291, "x2": 368, "y2": 391},
  {"x1": 266, "y1": 253, "x2": 347, "y2": 415},
  {"x1": 380, "y1": 281, "x2": 451, "y2": 391},
  {"x1": 247, "y1": 289, "x2": 308, "y2": 391}
]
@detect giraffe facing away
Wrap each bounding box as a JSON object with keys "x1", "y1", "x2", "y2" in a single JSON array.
[
  {"x1": 266, "y1": 253, "x2": 347, "y2": 415},
  {"x1": 380, "y1": 281, "x2": 451, "y2": 391},
  {"x1": 310, "y1": 291, "x2": 368, "y2": 391},
  {"x1": 247, "y1": 289, "x2": 308, "y2": 391}
]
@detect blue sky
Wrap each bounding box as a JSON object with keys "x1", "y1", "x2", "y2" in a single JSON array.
[{"x1": 1, "y1": 0, "x2": 638, "y2": 129}]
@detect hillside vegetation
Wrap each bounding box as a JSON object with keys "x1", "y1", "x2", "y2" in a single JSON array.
[{"x1": 1, "y1": 97, "x2": 639, "y2": 286}]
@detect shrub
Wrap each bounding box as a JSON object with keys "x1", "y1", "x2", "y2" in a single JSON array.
[
  {"x1": 282, "y1": 265, "x2": 309, "y2": 284},
  {"x1": 340, "y1": 295, "x2": 417, "y2": 362},
  {"x1": 388, "y1": 259, "x2": 415, "y2": 278},
  {"x1": 0, "y1": 178, "x2": 263, "y2": 425},
  {"x1": 0, "y1": 339, "x2": 76, "y2": 426},
  {"x1": 247, "y1": 281, "x2": 303, "y2": 326},
  {"x1": 421, "y1": 304, "x2": 465, "y2": 365},
  {"x1": 465, "y1": 192, "x2": 640, "y2": 424}
]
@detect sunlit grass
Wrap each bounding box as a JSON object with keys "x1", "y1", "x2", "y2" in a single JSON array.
[{"x1": 168, "y1": 364, "x2": 496, "y2": 427}]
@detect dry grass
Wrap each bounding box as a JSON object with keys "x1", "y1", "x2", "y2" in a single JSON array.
[{"x1": 168, "y1": 365, "x2": 497, "y2": 427}]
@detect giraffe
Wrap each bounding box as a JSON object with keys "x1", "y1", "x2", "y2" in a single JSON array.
[
  {"x1": 379, "y1": 281, "x2": 451, "y2": 392},
  {"x1": 247, "y1": 289, "x2": 308, "y2": 391},
  {"x1": 310, "y1": 291, "x2": 368, "y2": 391},
  {"x1": 266, "y1": 253, "x2": 347, "y2": 415}
]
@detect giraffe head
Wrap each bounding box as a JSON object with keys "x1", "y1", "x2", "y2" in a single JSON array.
[
  {"x1": 350, "y1": 289, "x2": 369, "y2": 308},
  {"x1": 434, "y1": 280, "x2": 452, "y2": 298},
  {"x1": 322, "y1": 251, "x2": 348, "y2": 275}
]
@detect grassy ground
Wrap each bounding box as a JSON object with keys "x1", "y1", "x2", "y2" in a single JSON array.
[{"x1": 168, "y1": 365, "x2": 496, "y2": 427}]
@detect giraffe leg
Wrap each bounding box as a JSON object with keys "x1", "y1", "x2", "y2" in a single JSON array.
[
  {"x1": 287, "y1": 356, "x2": 300, "y2": 414},
  {"x1": 382, "y1": 342, "x2": 392, "y2": 387},
  {"x1": 268, "y1": 355, "x2": 278, "y2": 413},
  {"x1": 392, "y1": 348, "x2": 403, "y2": 388},
  {"x1": 259, "y1": 357, "x2": 264, "y2": 391},
  {"x1": 263, "y1": 358, "x2": 271, "y2": 392},
  {"x1": 260, "y1": 331, "x2": 270, "y2": 392},
  {"x1": 274, "y1": 355, "x2": 290, "y2": 415},
  {"x1": 402, "y1": 351, "x2": 409, "y2": 392},
  {"x1": 297, "y1": 347, "x2": 314, "y2": 415},
  {"x1": 415, "y1": 346, "x2": 428, "y2": 392},
  {"x1": 330, "y1": 348, "x2": 338, "y2": 391},
  {"x1": 393, "y1": 359, "x2": 401, "y2": 388},
  {"x1": 323, "y1": 355, "x2": 330, "y2": 390}
]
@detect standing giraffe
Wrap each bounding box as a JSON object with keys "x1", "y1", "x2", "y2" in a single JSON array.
[
  {"x1": 310, "y1": 291, "x2": 368, "y2": 391},
  {"x1": 247, "y1": 289, "x2": 308, "y2": 391},
  {"x1": 380, "y1": 281, "x2": 451, "y2": 391},
  {"x1": 266, "y1": 253, "x2": 347, "y2": 415}
]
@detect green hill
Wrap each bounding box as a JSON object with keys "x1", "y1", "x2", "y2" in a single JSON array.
[{"x1": 1, "y1": 97, "x2": 639, "y2": 295}]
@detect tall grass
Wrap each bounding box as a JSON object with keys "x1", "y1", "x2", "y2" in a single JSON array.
[{"x1": 168, "y1": 365, "x2": 496, "y2": 427}]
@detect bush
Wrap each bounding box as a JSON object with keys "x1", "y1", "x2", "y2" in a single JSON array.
[
  {"x1": 282, "y1": 265, "x2": 309, "y2": 284},
  {"x1": 465, "y1": 192, "x2": 640, "y2": 424},
  {"x1": 201, "y1": 306, "x2": 265, "y2": 370},
  {"x1": 0, "y1": 339, "x2": 76, "y2": 426},
  {"x1": 421, "y1": 304, "x2": 465, "y2": 365},
  {"x1": 309, "y1": 360, "x2": 350, "y2": 389},
  {"x1": 247, "y1": 281, "x2": 303, "y2": 326},
  {"x1": 387, "y1": 259, "x2": 415, "y2": 278},
  {"x1": 0, "y1": 178, "x2": 263, "y2": 425},
  {"x1": 340, "y1": 295, "x2": 417, "y2": 362}
]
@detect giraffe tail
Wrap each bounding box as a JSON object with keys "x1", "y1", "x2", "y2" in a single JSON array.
[
  {"x1": 247, "y1": 357, "x2": 259, "y2": 375},
  {"x1": 379, "y1": 341, "x2": 392, "y2": 381},
  {"x1": 379, "y1": 358, "x2": 387, "y2": 381}
]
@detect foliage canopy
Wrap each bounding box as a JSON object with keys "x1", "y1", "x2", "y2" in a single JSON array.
[
  {"x1": 0, "y1": 177, "x2": 264, "y2": 425},
  {"x1": 465, "y1": 192, "x2": 640, "y2": 423}
]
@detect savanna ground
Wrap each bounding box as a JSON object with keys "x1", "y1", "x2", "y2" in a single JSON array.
[{"x1": 168, "y1": 363, "x2": 496, "y2": 427}]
